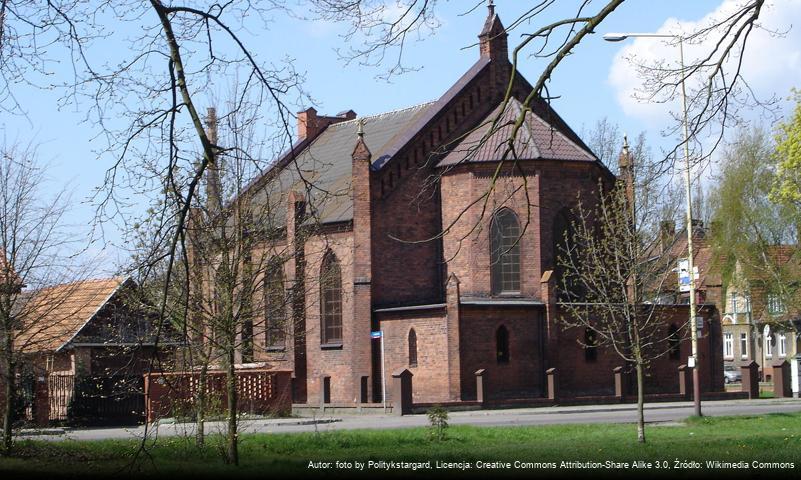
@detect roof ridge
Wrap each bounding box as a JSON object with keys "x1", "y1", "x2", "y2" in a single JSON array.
[{"x1": 327, "y1": 101, "x2": 436, "y2": 129}]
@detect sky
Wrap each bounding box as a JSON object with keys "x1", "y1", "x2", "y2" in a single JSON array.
[{"x1": 1, "y1": 0, "x2": 799, "y2": 274}]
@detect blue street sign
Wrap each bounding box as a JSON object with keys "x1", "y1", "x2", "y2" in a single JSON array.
[{"x1": 370, "y1": 331, "x2": 382, "y2": 339}]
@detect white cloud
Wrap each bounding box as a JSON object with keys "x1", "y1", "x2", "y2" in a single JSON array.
[{"x1": 608, "y1": 0, "x2": 801, "y2": 129}]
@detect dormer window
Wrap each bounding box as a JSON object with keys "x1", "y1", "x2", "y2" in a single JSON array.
[{"x1": 767, "y1": 294, "x2": 786, "y2": 315}]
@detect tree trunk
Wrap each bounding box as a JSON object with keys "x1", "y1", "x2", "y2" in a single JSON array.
[
  {"x1": 636, "y1": 360, "x2": 646, "y2": 444},
  {"x1": 195, "y1": 363, "x2": 207, "y2": 448},
  {"x1": 226, "y1": 346, "x2": 238, "y2": 465},
  {"x1": 1, "y1": 340, "x2": 14, "y2": 455}
]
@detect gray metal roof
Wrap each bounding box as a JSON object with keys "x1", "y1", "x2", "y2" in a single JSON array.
[{"x1": 250, "y1": 103, "x2": 434, "y2": 226}]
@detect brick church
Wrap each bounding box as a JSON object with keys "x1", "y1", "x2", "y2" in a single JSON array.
[{"x1": 202, "y1": 5, "x2": 724, "y2": 407}]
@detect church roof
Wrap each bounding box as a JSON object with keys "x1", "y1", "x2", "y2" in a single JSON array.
[
  {"x1": 241, "y1": 8, "x2": 604, "y2": 227},
  {"x1": 437, "y1": 97, "x2": 597, "y2": 166},
  {"x1": 247, "y1": 102, "x2": 433, "y2": 226}
]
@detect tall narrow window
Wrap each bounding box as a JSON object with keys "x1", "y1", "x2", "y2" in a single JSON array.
[
  {"x1": 490, "y1": 209, "x2": 521, "y2": 294},
  {"x1": 320, "y1": 252, "x2": 343, "y2": 345},
  {"x1": 264, "y1": 258, "x2": 286, "y2": 349},
  {"x1": 496, "y1": 325, "x2": 510, "y2": 364},
  {"x1": 778, "y1": 333, "x2": 787, "y2": 357},
  {"x1": 723, "y1": 333, "x2": 734, "y2": 359},
  {"x1": 408, "y1": 329, "x2": 418, "y2": 367},
  {"x1": 668, "y1": 324, "x2": 681, "y2": 360},
  {"x1": 740, "y1": 333, "x2": 748, "y2": 359},
  {"x1": 584, "y1": 328, "x2": 598, "y2": 362},
  {"x1": 765, "y1": 333, "x2": 774, "y2": 358}
]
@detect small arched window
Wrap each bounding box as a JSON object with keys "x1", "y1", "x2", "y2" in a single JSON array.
[
  {"x1": 320, "y1": 252, "x2": 343, "y2": 345},
  {"x1": 584, "y1": 328, "x2": 598, "y2": 362},
  {"x1": 496, "y1": 325, "x2": 510, "y2": 364},
  {"x1": 490, "y1": 209, "x2": 521, "y2": 294},
  {"x1": 408, "y1": 329, "x2": 418, "y2": 367},
  {"x1": 668, "y1": 324, "x2": 680, "y2": 360},
  {"x1": 264, "y1": 257, "x2": 286, "y2": 349}
]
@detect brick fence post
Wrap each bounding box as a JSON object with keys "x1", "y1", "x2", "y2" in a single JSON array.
[
  {"x1": 741, "y1": 361, "x2": 760, "y2": 399},
  {"x1": 546, "y1": 368, "x2": 558, "y2": 402},
  {"x1": 678, "y1": 364, "x2": 693, "y2": 400},
  {"x1": 392, "y1": 369, "x2": 413, "y2": 416},
  {"x1": 613, "y1": 366, "x2": 627, "y2": 402},
  {"x1": 773, "y1": 361, "x2": 791, "y2": 398},
  {"x1": 34, "y1": 375, "x2": 49, "y2": 426},
  {"x1": 475, "y1": 369, "x2": 486, "y2": 405}
]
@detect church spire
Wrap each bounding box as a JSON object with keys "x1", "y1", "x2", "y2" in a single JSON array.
[{"x1": 479, "y1": 0, "x2": 507, "y2": 59}]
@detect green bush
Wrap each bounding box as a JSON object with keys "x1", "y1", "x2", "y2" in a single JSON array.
[{"x1": 426, "y1": 405, "x2": 449, "y2": 441}]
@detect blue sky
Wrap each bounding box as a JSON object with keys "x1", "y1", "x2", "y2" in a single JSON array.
[{"x1": 1, "y1": 0, "x2": 798, "y2": 273}]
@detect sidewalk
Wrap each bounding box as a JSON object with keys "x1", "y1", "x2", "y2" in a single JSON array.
[
  {"x1": 439, "y1": 396, "x2": 801, "y2": 419},
  {"x1": 15, "y1": 397, "x2": 801, "y2": 441}
]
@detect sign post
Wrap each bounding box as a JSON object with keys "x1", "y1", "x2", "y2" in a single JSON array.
[{"x1": 371, "y1": 330, "x2": 386, "y2": 412}]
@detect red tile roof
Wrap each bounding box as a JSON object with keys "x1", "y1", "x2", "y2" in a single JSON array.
[
  {"x1": 437, "y1": 97, "x2": 597, "y2": 166},
  {"x1": 14, "y1": 278, "x2": 125, "y2": 353}
]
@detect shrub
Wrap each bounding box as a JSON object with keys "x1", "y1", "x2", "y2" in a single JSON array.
[{"x1": 426, "y1": 405, "x2": 449, "y2": 441}]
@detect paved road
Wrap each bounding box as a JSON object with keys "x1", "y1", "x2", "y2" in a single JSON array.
[{"x1": 17, "y1": 398, "x2": 801, "y2": 442}]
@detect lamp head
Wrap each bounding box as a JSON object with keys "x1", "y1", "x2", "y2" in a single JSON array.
[{"x1": 603, "y1": 33, "x2": 629, "y2": 42}]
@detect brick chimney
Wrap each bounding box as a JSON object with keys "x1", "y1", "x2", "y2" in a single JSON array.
[
  {"x1": 617, "y1": 135, "x2": 635, "y2": 219},
  {"x1": 659, "y1": 220, "x2": 676, "y2": 253},
  {"x1": 205, "y1": 107, "x2": 222, "y2": 214},
  {"x1": 297, "y1": 107, "x2": 358, "y2": 141},
  {"x1": 479, "y1": 1, "x2": 508, "y2": 60}
]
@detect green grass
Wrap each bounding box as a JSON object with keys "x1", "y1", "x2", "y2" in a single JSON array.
[{"x1": 1, "y1": 413, "x2": 800, "y2": 478}]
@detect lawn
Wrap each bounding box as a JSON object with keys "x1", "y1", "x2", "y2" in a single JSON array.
[{"x1": 1, "y1": 413, "x2": 800, "y2": 478}]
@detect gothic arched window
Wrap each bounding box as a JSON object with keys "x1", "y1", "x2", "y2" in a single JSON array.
[
  {"x1": 496, "y1": 325, "x2": 510, "y2": 364},
  {"x1": 320, "y1": 252, "x2": 343, "y2": 345},
  {"x1": 584, "y1": 328, "x2": 598, "y2": 362},
  {"x1": 490, "y1": 209, "x2": 521, "y2": 294},
  {"x1": 264, "y1": 257, "x2": 286, "y2": 349},
  {"x1": 668, "y1": 324, "x2": 681, "y2": 360},
  {"x1": 408, "y1": 329, "x2": 418, "y2": 367}
]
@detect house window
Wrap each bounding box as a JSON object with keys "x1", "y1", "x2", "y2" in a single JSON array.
[
  {"x1": 729, "y1": 292, "x2": 738, "y2": 314},
  {"x1": 767, "y1": 294, "x2": 786, "y2": 315},
  {"x1": 584, "y1": 328, "x2": 598, "y2": 362},
  {"x1": 264, "y1": 258, "x2": 286, "y2": 349},
  {"x1": 778, "y1": 333, "x2": 787, "y2": 357},
  {"x1": 665, "y1": 324, "x2": 680, "y2": 360},
  {"x1": 408, "y1": 329, "x2": 418, "y2": 367},
  {"x1": 740, "y1": 333, "x2": 748, "y2": 359},
  {"x1": 490, "y1": 209, "x2": 521, "y2": 294},
  {"x1": 320, "y1": 252, "x2": 343, "y2": 345},
  {"x1": 496, "y1": 325, "x2": 510, "y2": 364},
  {"x1": 765, "y1": 333, "x2": 774, "y2": 358},
  {"x1": 723, "y1": 333, "x2": 734, "y2": 359}
]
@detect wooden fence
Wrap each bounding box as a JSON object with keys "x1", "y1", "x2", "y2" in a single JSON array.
[
  {"x1": 47, "y1": 373, "x2": 74, "y2": 421},
  {"x1": 144, "y1": 369, "x2": 292, "y2": 423}
]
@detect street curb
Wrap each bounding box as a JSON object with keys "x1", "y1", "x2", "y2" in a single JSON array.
[
  {"x1": 157, "y1": 417, "x2": 342, "y2": 427},
  {"x1": 451, "y1": 398, "x2": 801, "y2": 418},
  {"x1": 16, "y1": 428, "x2": 66, "y2": 436}
]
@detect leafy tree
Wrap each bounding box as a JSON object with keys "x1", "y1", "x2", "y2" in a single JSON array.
[
  {"x1": 711, "y1": 127, "x2": 799, "y2": 331},
  {"x1": 773, "y1": 89, "x2": 801, "y2": 210}
]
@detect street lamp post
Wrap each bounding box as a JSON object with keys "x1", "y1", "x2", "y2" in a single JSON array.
[{"x1": 603, "y1": 32, "x2": 702, "y2": 417}]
